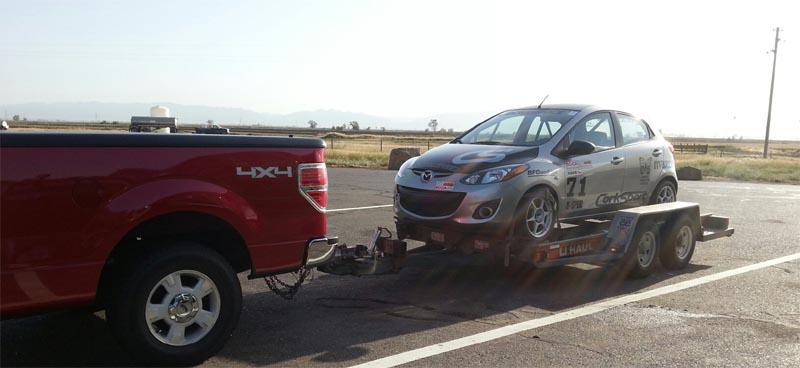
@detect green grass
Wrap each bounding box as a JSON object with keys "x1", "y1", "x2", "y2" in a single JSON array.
[
  {"x1": 326, "y1": 150, "x2": 390, "y2": 168},
  {"x1": 675, "y1": 155, "x2": 800, "y2": 184}
]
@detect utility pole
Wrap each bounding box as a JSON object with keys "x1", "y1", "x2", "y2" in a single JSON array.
[{"x1": 763, "y1": 27, "x2": 781, "y2": 159}]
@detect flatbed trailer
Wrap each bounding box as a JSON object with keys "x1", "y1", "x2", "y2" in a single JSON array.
[{"x1": 318, "y1": 201, "x2": 734, "y2": 279}]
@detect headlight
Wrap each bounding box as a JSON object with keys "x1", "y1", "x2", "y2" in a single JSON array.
[
  {"x1": 461, "y1": 164, "x2": 529, "y2": 185},
  {"x1": 396, "y1": 157, "x2": 418, "y2": 178}
]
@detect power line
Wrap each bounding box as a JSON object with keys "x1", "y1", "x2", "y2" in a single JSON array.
[{"x1": 763, "y1": 27, "x2": 780, "y2": 159}]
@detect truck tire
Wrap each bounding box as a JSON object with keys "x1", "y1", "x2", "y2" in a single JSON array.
[
  {"x1": 660, "y1": 215, "x2": 696, "y2": 270},
  {"x1": 516, "y1": 187, "x2": 557, "y2": 244},
  {"x1": 650, "y1": 180, "x2": 677, "y2": 204},
  {"x1": 619, "y1": 221, "x2": 660, "y2": 279},
  {"x1": 106, "y1": 243, "x2": 242, "y2": 366}
]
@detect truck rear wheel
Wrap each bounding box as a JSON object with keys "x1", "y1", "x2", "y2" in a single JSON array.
[
  {"x1": 106, "y1": 243, "x2": 242, "y2": 366},
  {"x1": 660, "y1": 216, "x2": 696, "y2": 270},
  {"x1": 619, "y1": 221, "x2": 660, "y2": 279}
]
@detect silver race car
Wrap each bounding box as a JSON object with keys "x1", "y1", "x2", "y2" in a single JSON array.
[{"x1": 394, "y1": 104, "x2": 678, "y2": 245}]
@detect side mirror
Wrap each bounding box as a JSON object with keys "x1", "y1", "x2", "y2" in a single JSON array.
[{"x1": 564, "y1": 140, "x2": 596, "y2": 156}]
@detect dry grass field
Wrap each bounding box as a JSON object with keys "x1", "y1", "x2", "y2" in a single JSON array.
[{"x1": 6, "y1": 121, "x2": 799, "y2": 184}]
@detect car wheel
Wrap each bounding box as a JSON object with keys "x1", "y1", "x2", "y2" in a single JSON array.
[
  {"x1": 660, "y1": 215, "x2": 696, "y2": 270},
  {"x1": 650, "y1": 180, "x2": 677, "y2": 204},
  {"x1": 619, "y1": 221, "x2": 659, "y2": 279},
  {"x1": 106, "y1": 243, "x2": 242, "y2": 366},
  {"x1": 516, "y1": 187, "x2": 557, "y2": 243}
]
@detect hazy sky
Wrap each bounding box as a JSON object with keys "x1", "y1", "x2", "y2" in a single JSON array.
[{"x1": 1, "y1": 0, "x2": 798, "y2": 139}]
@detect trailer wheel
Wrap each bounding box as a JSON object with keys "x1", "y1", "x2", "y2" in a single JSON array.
[
  {"x1": 106, "y1": 243, "x2": 242, "y2": 366},
  {"x1": 660, "y1": 216, "x2": 696, "y2": 270},
  {"x1": 516, "y1": 187, "x2": 557, "y2": 243},
  {"x1": 620, "y1": 221, "x2": 660, "y2": 279}
]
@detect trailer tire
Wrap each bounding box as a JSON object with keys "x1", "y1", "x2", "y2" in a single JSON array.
[
  {"x1": 106, "y1": 243, "x2": 242, "y2": 366},
  {"x1": 515, "y1": 187, "x2": 557, "y2": 244},
  {"x1": 660, "y1": 216, "x2": 696, "y2": 270},
  {"x1": 620, "y1": 221, "x2": 660, "y2": 279}
]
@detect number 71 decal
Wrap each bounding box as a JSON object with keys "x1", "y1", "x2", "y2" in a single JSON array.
[{"x1": 566, "y1": 177, "x2": 587, "y2": 197}]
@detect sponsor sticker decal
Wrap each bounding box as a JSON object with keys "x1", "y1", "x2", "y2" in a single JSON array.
[
  {"x1": 528, "y1": 168, "x2": 556, "y2": 177},
  {"x1": 435, "y1": 181, "x2": 455, "y2": 191},
  {"x1": 566, "y1": 160, "x2": 593, "y2": 177},
  {"x1": 617, "y1": 214, "x2": 635, "y2": 231},
  {"x1": 639, "y1": 157, "x2": 652, "y2": 185},
  {"x1": 654, "y1": 160, "x2": 673, "y2": 171},
  {"x1": 596, "y1": 191, "x2": 648, "y2": 206},
  {"x1": 566, "y1": 200, "x2": 583, "y2": 210}
]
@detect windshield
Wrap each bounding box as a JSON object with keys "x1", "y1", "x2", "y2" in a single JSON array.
[{"x1": 458, "y1": 109, "x2": 577, "y2": 146}]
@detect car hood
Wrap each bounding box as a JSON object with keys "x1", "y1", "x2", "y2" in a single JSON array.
[{"x1": 411, "y1": 143, "x2": 539, "y2": 174}]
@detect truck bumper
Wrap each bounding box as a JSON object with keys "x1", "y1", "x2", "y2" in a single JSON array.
[{"x1": 305, "y1": 236, "x2": 339, "y2": 267}]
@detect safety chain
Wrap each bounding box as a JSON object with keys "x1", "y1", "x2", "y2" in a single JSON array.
[{"x1": 264, "y1": 267, "x2": 312, "y2": 300}]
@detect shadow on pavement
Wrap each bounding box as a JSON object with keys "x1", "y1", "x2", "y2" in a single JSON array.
[
  {"x1": 1, "y1": 253, "x2": 711, "y2": 367},
  {"x1": 0, "y1": 310, "x2": 133, "y2": 367}
]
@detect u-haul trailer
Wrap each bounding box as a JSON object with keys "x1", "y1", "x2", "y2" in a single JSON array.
[{"x1": 317, "y1": 202, "x2": 734, "y2": 279}]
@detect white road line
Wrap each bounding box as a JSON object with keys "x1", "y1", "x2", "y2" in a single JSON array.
[
  {"x1": 350, "y1": 252, "x2": 800, "y2": 368},
  {"x1": 327, "y1": 204, "x2": 393, "y2": 213}
]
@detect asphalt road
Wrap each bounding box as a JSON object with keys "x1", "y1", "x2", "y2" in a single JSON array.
[{"x1": 2, "y1": 168, "x2": 799, "y2": 367}]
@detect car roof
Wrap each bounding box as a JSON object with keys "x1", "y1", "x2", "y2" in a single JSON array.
[{"x1": 515, "y1": 103, "x2": 597, "y2": 112}]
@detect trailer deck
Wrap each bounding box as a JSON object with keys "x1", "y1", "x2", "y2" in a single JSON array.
[{"x1": 317, "y1": 201, "x2": 734, "y2": 279}]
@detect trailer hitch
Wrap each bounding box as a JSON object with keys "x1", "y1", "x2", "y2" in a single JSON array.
[{"x1": 317, "y1": 227, "x2": 408, "y2": 276}]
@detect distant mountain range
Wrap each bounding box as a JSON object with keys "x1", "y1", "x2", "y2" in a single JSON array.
[{"x1": 0, "y1": 102, "x2": 494, "y2": 131}]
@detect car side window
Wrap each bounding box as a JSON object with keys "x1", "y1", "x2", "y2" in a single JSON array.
[
  {"x1": 564, "y1": 112, "x2": 616, "y2": 151},
  {"x1": 617, "y1": 114, "x2": 652, "y2": 145}
]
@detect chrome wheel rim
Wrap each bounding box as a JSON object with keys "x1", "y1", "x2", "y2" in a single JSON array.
[
  {"x1": 526, "y1": 196, "x2": 554, "y2": 238},
  {"x1": 637, "y1": 232, "x2": 657, "y2": 268},
  {"x1": 675, "y1": 226, "x2": 693, "y2": 259},
  {"x1": 145, "y1": 270, "x2": 220, "y2": 346},
  {"x1": 657, "y1": 185, "x2": 676, "y2": 203}
]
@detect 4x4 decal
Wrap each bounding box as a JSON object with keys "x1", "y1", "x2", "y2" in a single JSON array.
[{"x1": 236, "y1": 166, "x2": 293, "y2": 178}]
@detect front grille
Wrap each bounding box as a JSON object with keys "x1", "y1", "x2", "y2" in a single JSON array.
[
  {"x1": 410, "y1": 169, "x2": 452, "y2": 179},
  {"x1": 397, "y1": 185, "x2": 465, "y2": 217}
]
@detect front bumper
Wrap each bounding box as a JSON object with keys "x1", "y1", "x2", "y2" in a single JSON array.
[
  {"x1": 395, "y1": 218, "x2": 513, "y2": 255},
  {"x1": 305, "y1": 236, "x2": 339, "y2": 267}
]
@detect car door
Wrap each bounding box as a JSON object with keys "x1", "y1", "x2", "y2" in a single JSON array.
[
  {"x1": 615, "y1": 112, "x2": 662, "y2": 206},
  {"x1": 555, "y1": 111, "x2": 626, "y2": 219}
]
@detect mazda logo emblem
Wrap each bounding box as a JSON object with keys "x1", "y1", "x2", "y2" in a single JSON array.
[{"x1": 421, "y1": 170, "x2": 433, "y2": 182}]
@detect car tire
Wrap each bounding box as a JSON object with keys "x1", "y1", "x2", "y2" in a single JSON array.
[
  {"x1": 650, "y1": 180, "x2": 677, "y2": 204},
  {"x1": 106, "y1": 242, "x2": 242, "y2": 366},
  {"x1": 619, "y1": 220, "x2": 660, "y2": 279},
  {"x1": 515, "y1": 187, "x2": 557, "y2": 244},
  {"x1": 659, "y1": 215, "x2": 696, "y2": 270}
]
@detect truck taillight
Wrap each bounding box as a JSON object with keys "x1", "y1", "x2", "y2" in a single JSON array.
[{"x1": 298, "y1": 163, "x2": 328, "y2": 212}]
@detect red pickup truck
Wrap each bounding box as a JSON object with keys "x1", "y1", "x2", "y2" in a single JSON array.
[{"x1": 0, "y1": 132, "x2": 336, "y2": 365}]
